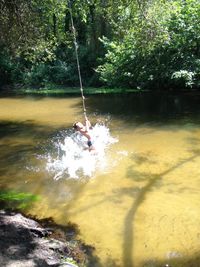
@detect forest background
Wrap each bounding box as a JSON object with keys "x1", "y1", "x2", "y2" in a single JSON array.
[{"x1": 0, "y1": 0, "x2": 199, "y2": 91}]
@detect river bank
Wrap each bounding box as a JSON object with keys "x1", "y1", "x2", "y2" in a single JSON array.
[
  {"x1": 0, "y1": 210, "x2": 97, "y2": 267},
  {"x1": 0, "y1": 83, "x2": 141, "y2": 96}
]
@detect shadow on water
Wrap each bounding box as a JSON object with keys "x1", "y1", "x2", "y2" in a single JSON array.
[
  {"x1": 122, "y1": 148, "x2": 200, "y2": 267},
  {"x1": 0, "y1": 120, "x2": 70, "y2": 177},
  {"x1": 0, "y1": 120, "x2": 70, "y2": 139},
  {"x1": 84, "y1": 92, "x2": 200, "y2": 125}
]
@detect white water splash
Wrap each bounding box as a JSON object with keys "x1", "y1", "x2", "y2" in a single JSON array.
[{"x1": 46, "y1": 123, "x2": 117, "y2": 180}]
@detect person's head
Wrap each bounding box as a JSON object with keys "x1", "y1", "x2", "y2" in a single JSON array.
[{"x1": 73, "y1": 122, "x2": 84, "y2": 131}]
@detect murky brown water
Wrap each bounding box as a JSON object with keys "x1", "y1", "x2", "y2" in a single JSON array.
[{"x1": 1, "y1": 93, "x2": 200, "y2": 267}]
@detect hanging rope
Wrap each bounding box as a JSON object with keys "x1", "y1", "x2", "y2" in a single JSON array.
[{"x1": 68, "y1": 1, "x2": 87, "y2": 120}]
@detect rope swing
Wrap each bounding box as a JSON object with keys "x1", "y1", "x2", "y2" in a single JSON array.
[{"x1": 68, "y1": 1, "x2": 87, "y2": 120}]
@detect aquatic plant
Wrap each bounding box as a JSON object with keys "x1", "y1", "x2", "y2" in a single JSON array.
[{"x1": 0, "y1": 190, "x2": 40, "y2": 210}]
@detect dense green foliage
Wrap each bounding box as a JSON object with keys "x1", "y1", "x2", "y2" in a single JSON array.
[
  {"x1": 0, "y1": 0, "x2": 199, "y2": 90},
  {"x1": 97, "y1": 0, "x2": 200, "y2": 90}
]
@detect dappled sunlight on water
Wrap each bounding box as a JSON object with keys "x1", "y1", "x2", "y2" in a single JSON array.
[{"x1": 1, "y1": 94, "x2": 200, "y2": 266}]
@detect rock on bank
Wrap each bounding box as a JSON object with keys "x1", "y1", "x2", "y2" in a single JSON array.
[{"x1": 0, "y1": 210, "x2": 80, "y2": 267}]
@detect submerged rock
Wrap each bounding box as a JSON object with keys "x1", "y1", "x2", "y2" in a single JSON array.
[{"x1": 0, "y1": 210, "x2": 80, "y2": 267}]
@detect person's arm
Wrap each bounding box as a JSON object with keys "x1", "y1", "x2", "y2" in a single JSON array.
[{"x1": 85, "y1": 117, "x2": 91, "y2": 131}]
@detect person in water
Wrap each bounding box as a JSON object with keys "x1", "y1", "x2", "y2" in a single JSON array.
[{"x1": 73, "y1": 117, "x2": 95, "y2": 151}]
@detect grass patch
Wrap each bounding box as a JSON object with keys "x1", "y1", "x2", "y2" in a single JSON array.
[
  {"x1": 16, "y1": 85, "x2": 142, "y2": 95},
  {"x1": 0, "y1": 190, "x2": 40, "y2": 210}
]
